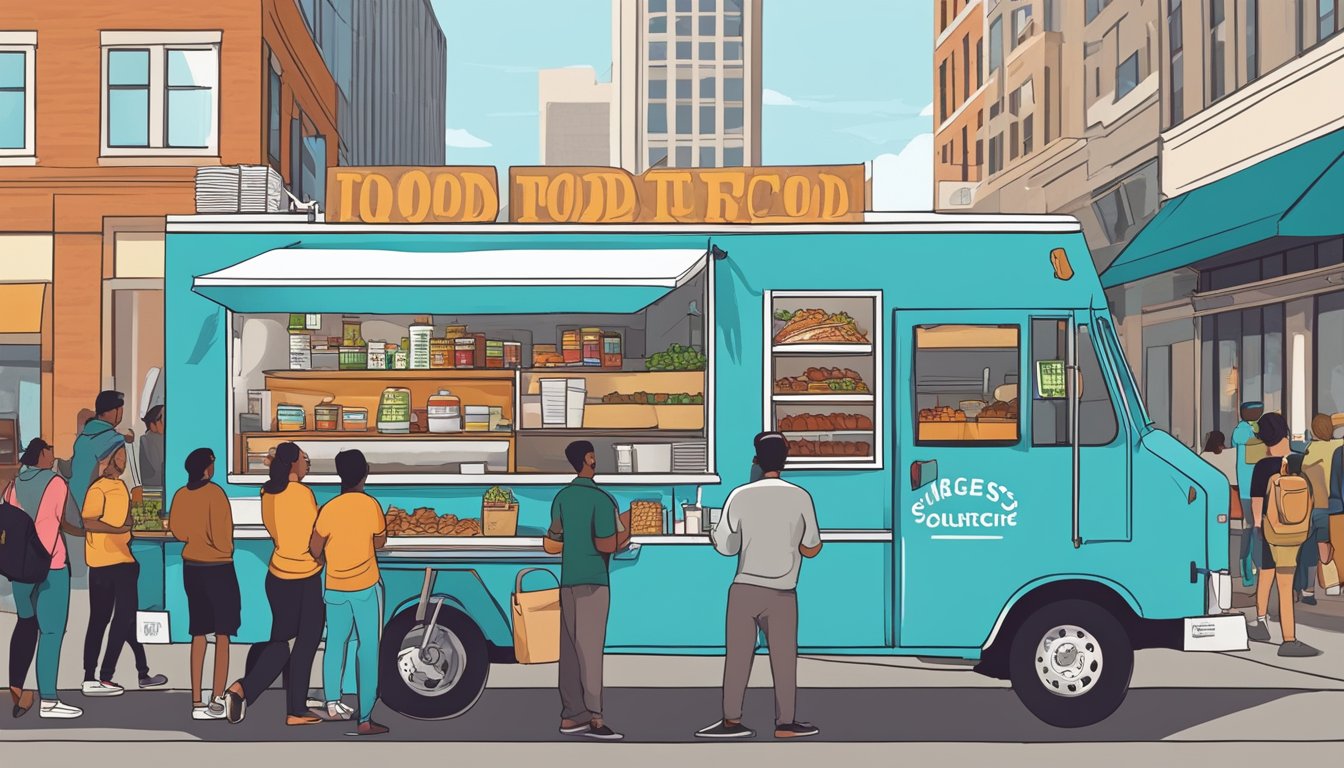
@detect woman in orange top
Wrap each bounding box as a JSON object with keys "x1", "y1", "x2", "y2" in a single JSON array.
[{"x1": 223, "y1": 443, "x2": 323, "y2": 726}]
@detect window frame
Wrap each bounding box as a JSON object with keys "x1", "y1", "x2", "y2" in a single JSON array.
[
  {"x1": 100, "y1": 32, "x2": 220, "y2": 158},
  {"x1": 0, "y1": 34, "x2": 36, "y2": 161},
  {"x1": 1030, "y1": 318, "x2": 1122, "y2": 448},
  {"x1": 1115, "y1": 51, "x2": 1140, "y2": 100}
]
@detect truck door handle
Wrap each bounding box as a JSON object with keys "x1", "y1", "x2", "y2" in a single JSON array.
[{"x1": 911, "y1": 460, "x2": 937, "y2": 490}]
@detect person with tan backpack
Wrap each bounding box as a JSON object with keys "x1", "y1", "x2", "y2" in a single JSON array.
[{"x1": 1246, "y1": 412, "x2": 1321, "y2": 657}]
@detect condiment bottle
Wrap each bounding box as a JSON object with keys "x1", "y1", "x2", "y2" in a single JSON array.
[{"x1": 409, "y1": 317, "x2": 433, "y2": 370}]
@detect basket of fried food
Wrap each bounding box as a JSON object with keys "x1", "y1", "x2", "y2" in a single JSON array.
[{"x1": 385, "y1": 506, "x2": 484, "y2": 537}]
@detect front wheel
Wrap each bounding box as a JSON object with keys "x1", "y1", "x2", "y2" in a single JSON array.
[
  {"x1": 1008, "y1": 599, "x2": 1134, "y2": 728},
  {"x1": 378, "y1": 603, "x2": 490, "y2": 720}
]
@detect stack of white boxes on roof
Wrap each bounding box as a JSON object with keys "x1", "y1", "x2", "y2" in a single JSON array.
[{"x1": 194, "y1": 165, "x2": 285, "y2": 213}]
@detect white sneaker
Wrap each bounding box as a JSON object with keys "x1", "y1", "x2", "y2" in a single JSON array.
[
  {"x1": 39, "y1": 700, "x2": 84, "y2": 719},
  {"x1": 81, "y1": 680, "x2": 124, "y2": 697},
  {"x1": 326, "y1": 701, "x2": 355, "y2": 721},
  {"x1": 192, "y1": 696, "x2": 227, "y2": 720}
]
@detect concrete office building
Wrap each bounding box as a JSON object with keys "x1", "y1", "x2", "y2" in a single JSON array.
[
  {"x1": 613, "y1": 0, "x2": 762, "y2": 172},
  {"x1": 538, "y1": 67, "x2": 617, "y2": 166},
  {"x1": 934, "y1": 0, "x2": 986, "y2": 210},
  {"x1": 300, "y1": 0, "x2": 447, "y2": 167},
  {"x1": 1104, "y1": 1, "x2": 1344, "y2": 448}
]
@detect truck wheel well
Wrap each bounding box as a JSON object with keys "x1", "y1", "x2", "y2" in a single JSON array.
[{"x1": 974, "y1": 580, "x2": 1141, "y2": 680}]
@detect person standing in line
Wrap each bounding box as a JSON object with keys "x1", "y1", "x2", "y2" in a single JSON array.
[
  {"x1": 310, "y1": 449, "x2": 389, "y2": 735},
  {"x1": 139, "y1": 406, "x2": 166, "y2": 492},
  {"x1": 543, "y1": 440, "x2": 629, "y2": 741},
  {"x1": 70, "y1": 392, "x2": 135, "y2": 516},
  {"x1": 1296, "y1": 414, "x2": 1343, "y2": 604},
  {"x1": 167, "y1": 448, "x2": 239, "y2": 721},
  {"x1": 1232, "y1": 401, "x2": 1265, "y2": 587},
  {"x1": 697, "y1": 432, "x2": 821, "y2": 741},
  {"x1": 5, "y1": 439, "x2": 84, "y2": 719},
  {"x1": 223, "y1": 443, "x2": 324, "y2": 726},
  {"x1": 81, "y1": 443, "x2": 169, "y2": 696},
  {"x1": 1245, "y1": 413, "x2": 1321, "y2": 657}
]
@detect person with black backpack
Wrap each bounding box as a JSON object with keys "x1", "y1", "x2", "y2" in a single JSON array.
[{"x1": 2, "y1": 439, "x2": 84, "y2": 719}]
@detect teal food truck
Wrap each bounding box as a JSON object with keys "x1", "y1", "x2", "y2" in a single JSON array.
[{"x1": 153, "y1": 211, "x2": 1245, "y2": 729}]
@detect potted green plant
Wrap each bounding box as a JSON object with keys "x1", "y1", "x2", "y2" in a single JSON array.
[{"x1": 482, "y1": 486, "x2": 518, "y2": 537}]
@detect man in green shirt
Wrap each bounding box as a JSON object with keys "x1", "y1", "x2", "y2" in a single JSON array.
[{"x1": 545, "y1": 440, "x2": 630, "y2": 740}]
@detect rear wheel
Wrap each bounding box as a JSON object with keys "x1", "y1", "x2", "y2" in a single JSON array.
[
  {"x1": 1008, "y1": 599, "x2": 1133, "y2": 728},
  {"x1": 378, "y1": 604, "x2": 490, "y2": 720}
]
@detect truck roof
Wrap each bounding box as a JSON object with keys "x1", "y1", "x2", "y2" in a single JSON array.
[{"x1": 166, "y1": 212, "x2": 1083, "y2": 235}]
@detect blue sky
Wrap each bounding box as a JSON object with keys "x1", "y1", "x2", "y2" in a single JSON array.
[{"x1": 430, "y1": 0, "x2": 934, "y2": 207}]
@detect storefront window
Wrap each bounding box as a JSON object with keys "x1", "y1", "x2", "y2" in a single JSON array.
[
  {"x1": 0, "y1": 344, "x2": 40, "y2": 471},
  {"x1": 1317, "y1": 290, "x2": 1344, "y2": 419},
  {"x1": 914, "y1": 324, "x2": 1020, "y2": 445},
  {"x1": 1201, "y1": 304, "x2": 1284, "y2": 438}
]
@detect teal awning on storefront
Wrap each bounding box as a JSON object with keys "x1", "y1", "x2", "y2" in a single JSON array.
[
  {"x1": 1101, "y1": 128, "x2": 1344, "y2": 288},
  {"x1": 192, "y1": 247, "x2": 709, "y2": 315}
]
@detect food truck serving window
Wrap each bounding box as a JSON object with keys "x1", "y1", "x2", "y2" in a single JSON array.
[
  {"x1": 1031, "y1": 319, "x2": 1119, "y2": 447},
  {"x1": 765, "y1": 290, "x2": 882, "y2": 469},
  {"x1": 914, "y1": 324, "x2": 1020, "y2": 444}
]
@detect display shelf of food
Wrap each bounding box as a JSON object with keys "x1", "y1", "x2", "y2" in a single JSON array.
[
  {"x1": 912, "y1": 325, "x2": 1020, "y2": 444},
  {"x1": 766, "y1": 291, "x2": 882, "y2": 469}
]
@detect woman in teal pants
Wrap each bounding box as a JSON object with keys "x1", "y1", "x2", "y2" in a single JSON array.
[
  {"x1": 6, "y1": 439, "x2": 83, "y2": 719},
  {"x1": 310, "y1": 449, "x2": 388, "y2": 735}
]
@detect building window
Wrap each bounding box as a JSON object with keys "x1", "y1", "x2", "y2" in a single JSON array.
[
  {"x1": 650, "y1": 42, "x2": 667, "y2": 61},
  {"x1": 1318, "y1": 287, "x2": 1344, "y2": 418},
  {"x1": 988, "y1": 132, "x2": 1004, "y2": 174},
  {"x1": 988, "y1": 17, "x2": 1003, "y2": 76},
  {"x1": 650, "y1": 0, "x2": 666, "y2": 11},
  {"x1": 676, "y1": 104, "x2": 693, "y2": 135},
  {"x1": 724, "y1": 12, "x2": 743, "y2": 36},
  {"x1": 649, "y1": 76, "x2": 668, "y2": 99},
  {"x1": 1092, "y1": 166, "x2": 1158, "y2": 246},
  {"x1": 724, "y1": 40, "x2": 743, "y2": 61},
  {"x1": 1116, "y1": 52, "x2": 1139, "y2": 99},
  {"x1": 677, "y1": 41, "x2": 693, "y2": 60},
  {"x1": 1012, "y1": 6, "x2": 1034, "y2": 49},
  {"x1": 724, "y1": 106, "x2": 744, "y2": 134},
  {"x1": 1209, "y1": 0, "x2": 1227, "y2": 102},
  {"x1": 650, "y1": 15, "x2": 667, "y2": 33},
  {"x1": 675, "y1": 15, "x2": 693, "y2": 36},
  {"x1": 699, "y1": 15, "x2": 716, "y2": 35},
  {"x1": 962, "y1": 34, "x2": 971, "y2": 99},
  {"x1": 677, "y1": 77, "x2": 692, "y2": 99},
  {"x1": 102, "y1": 35, "x2": 220, "y2": 155},
  {"x1": 700, "y1": 0, "x2": 715, "y2": 10},
  {"x1": 699, "y1": 105, "x2": 715, "y2": 134},
  {"x1": 648, "y1": 146, "x2": 669, "y2": 168},
  {"x1": 939, "y1": 61, "x2": 948, "y2": 122},
  {"x1": 1045, "y1": 0, "x2": 1060, "y2": 31},
  {"x1": 700, "y1": 145, "x2": 716, "y2": 166},
  {"x1": 1022, "y1": 113, "x2": 1034, "y2": 156},
  {"x1": 1202, "y1": 305, "x2": 1284, "y2": 440},
  {"x1": 676, "y1": 0, "x2": 691, "y2": 11},
  {"x1": 700, "y1": 76, "x2": 715, "y2": 98},
  {"x1": 723, "y1": 145, "x2": 743, "y2": 166},
  {"x1": 700, "y1": 42, "x2": 716, "y2": 59},
  {"x1": 941, "y1": 0, "x2": 949, "y2": 30},
  {"x1": 675, "y1": 144, "x2": 692, "y2": 167},
  {"x1": 724, "y1": 77, "x2": 744, "y2": 100},
  {"x1": 1010, "y1": 121, "x2": 1019, "y2": 160},
  {"x1": 1246, "y1": 0, "x2": 1259, "y2": 81},
  {"x1": 0, "y1": 38, "x2": 35, "y2": 157},
  {"x1": 267, "y1": 60, "x2": 281, "y2": 169},
  {"x1": 1086, "y1": 0, "x2": 1112, "y2": 22},
  {"x1": 648, "y1": 102, "x2": 668, "y2": 133},
  {"x1": 1321, "y1": 0, "x2": 1341, "y2": 43},
  {"x1": 1169, "y1": 0, "x2": 1184, "y2": 123},
  {"x1": 0, "y1": 344, "x2": 41, "y2": 453},
  {"x1": 976, "y1": 38, "x2": 984, "y2": 87}
]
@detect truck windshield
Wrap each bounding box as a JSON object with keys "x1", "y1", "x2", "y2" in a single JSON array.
[{"x1": 1094, "y1": 316, "x2": 1152, "y2": 429}]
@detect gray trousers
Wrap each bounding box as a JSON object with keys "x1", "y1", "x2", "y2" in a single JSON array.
[
  {"x1": 722, "y1": 583, "x2": 798, "y2": 725},
  {"x1": 559, "y1": 584, "x2": 610, "y2": 722}
]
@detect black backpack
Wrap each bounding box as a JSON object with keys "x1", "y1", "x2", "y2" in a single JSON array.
[{"x1": 0, "y1": 500, "x2": 52, "y2": 584}]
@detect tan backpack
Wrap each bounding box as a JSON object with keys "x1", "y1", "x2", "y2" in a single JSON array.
[{"x1": 1263, "y1": 458, "x2": 1313, "y2": 547}]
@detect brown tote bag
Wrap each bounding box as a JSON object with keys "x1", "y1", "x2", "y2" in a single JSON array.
[{"x1": 512, "y1": 568, "x2": 561, "y2": 664}]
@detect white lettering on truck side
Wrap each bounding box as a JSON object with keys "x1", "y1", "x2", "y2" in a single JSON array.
[{"x1": 909, "y1": 477, "x2": 1021, "y2": 535}]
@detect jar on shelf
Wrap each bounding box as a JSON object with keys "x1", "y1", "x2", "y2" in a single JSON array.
[
  {"x1": 473, "y1": 332, "x2": 488, "y2": 368},
  {"x1": 582, "y1": 327, "x2": 603, "y2": 366},
  {"x1": 602, "y1": 332, "x2": 623, "y2": 369},
  {"x1": 561, "y1": 330, "x2": 581, "y2": 365},
  {"x1": 454, "y1": 337, "x2": 476, "y2": 368},
  {"x1": 339, "y1": 345, "x2": 366, "y2": 370},
  {"x1": 503, "y1": 341, "x2": 522, "y2": 369},
  {"x1": 430, "y1": 337, "x2": 453, "y2": 369},
  {"x1": 485, "y1": 339, "x2": 504, "y2": 368}
]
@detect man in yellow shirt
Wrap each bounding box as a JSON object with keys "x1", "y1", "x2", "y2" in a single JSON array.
[
  {"x1": 311, "y1": 449, "x2": 388, "y2": 736},
  {"x1": 80, "y1": 443, "x2": 167, "y2": 696}
]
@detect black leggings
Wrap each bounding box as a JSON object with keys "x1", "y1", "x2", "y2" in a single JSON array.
[
  {"x1": 9, "y1": 617, "x2": 37, "y2": 689},
  {"x1": 241, "y1": 573, "x2": 324, "y2": 716},
  {"x1": 84, "y1": 562, "x2": 149, "y2": 682}
]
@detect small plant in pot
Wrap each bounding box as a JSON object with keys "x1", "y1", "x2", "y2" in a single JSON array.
[{"x1": 482, "y1": 486, "x2": 519, "y2": 537}]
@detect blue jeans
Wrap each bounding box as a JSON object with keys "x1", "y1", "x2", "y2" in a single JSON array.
[
  {"x1": 322, "y1": 583, "x2": 382, "y2": 723},
  {"x1": 11, "y1": 568, "x2": 71, "y2": 700}
]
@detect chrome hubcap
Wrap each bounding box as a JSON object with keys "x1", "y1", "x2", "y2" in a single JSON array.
[
  {"x1": 1034, "y1": 624, "x2": 1103, "y2": 698},
  {"x1": 396, "y1": 623, "x2": 466, "y2": 697}
]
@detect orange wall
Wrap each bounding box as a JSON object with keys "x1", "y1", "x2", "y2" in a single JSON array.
[{"x1": 0, "y1": 0, "x2": 340, "y2": 452}]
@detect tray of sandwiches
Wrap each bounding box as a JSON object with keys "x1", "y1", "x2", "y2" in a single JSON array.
[
  {"x1": 773, "y1": 309, "x2": 870, "y2": 345},
  {"x1": 774, "y1": 367, "x2": 871, "y2": 394}
]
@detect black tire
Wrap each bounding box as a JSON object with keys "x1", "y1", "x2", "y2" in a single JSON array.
[
  {"x1": 378, "y1": 604, "x2": 491, "y2": 720},
  {"x1": 1008, "y1": 598, "x2": 1133, "y2": 728}
]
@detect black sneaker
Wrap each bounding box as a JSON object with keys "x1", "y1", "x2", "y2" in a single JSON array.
[
  {"x1": 695, "y1": 720, "x2": 756, "y2": 739},
  {"x1": 582, "y1": 723, "x2": 624, "y2": 741},
  {"x1": 224, "y1": 689, "x2": 246, "y2": 724},
  {"x1": 774, "y1": 722, "x2": 820, "y2": 739},
  {"x1": 139, "y1": 673, "x2": 168, "y2": 689},
  {"x1": 1302, "y1": 594, "x2": 1319, "y2": 606}
]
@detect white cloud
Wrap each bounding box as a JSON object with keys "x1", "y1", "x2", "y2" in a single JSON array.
[
  {"x1": 762, "y1": 88, "x2": 796, "y2": 106},
  {"x1": 445, "y1": 128, "x2": 492, "y2": 149},
  {"x1": 870, "y1": 133, "x2": 934, "y2": 212},
  {"x1": 919, "y1": 102, "x2": 934, "y2": 117}
]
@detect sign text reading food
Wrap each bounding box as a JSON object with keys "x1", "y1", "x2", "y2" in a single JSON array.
[{"x1": 327, "y1": 166, "x2": 500, "y2": 224}]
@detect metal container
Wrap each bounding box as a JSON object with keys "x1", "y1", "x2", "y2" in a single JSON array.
[{"x1": 427, "y1": 389, "x2": 462, "y2": 433}]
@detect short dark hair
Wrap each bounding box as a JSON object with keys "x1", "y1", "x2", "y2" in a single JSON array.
[
  {"x1": 143, "y1": 405, "x2": 164, "y2": 428},
  {"x1": 19, "y1": 438, "x2": 51, "y2": 467},
  {"x1": 335, "y1": 449, "x2": 370, "y2": 493},
  {"x1": 565, "y1": 441, "x2": 595, "y2": 472},
  {"x1": 184, "y1": 447, "x2": 215, "y2": 490},
  {"x1": 1256, "y1": 412, "x2": 1290, "y2": 448},
  {"x1": 95, "y1": 390, "x2": 125, "y2": 416},
  {"x1": 754, "y1": 431, "x2": 789, "y2": 474}
]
